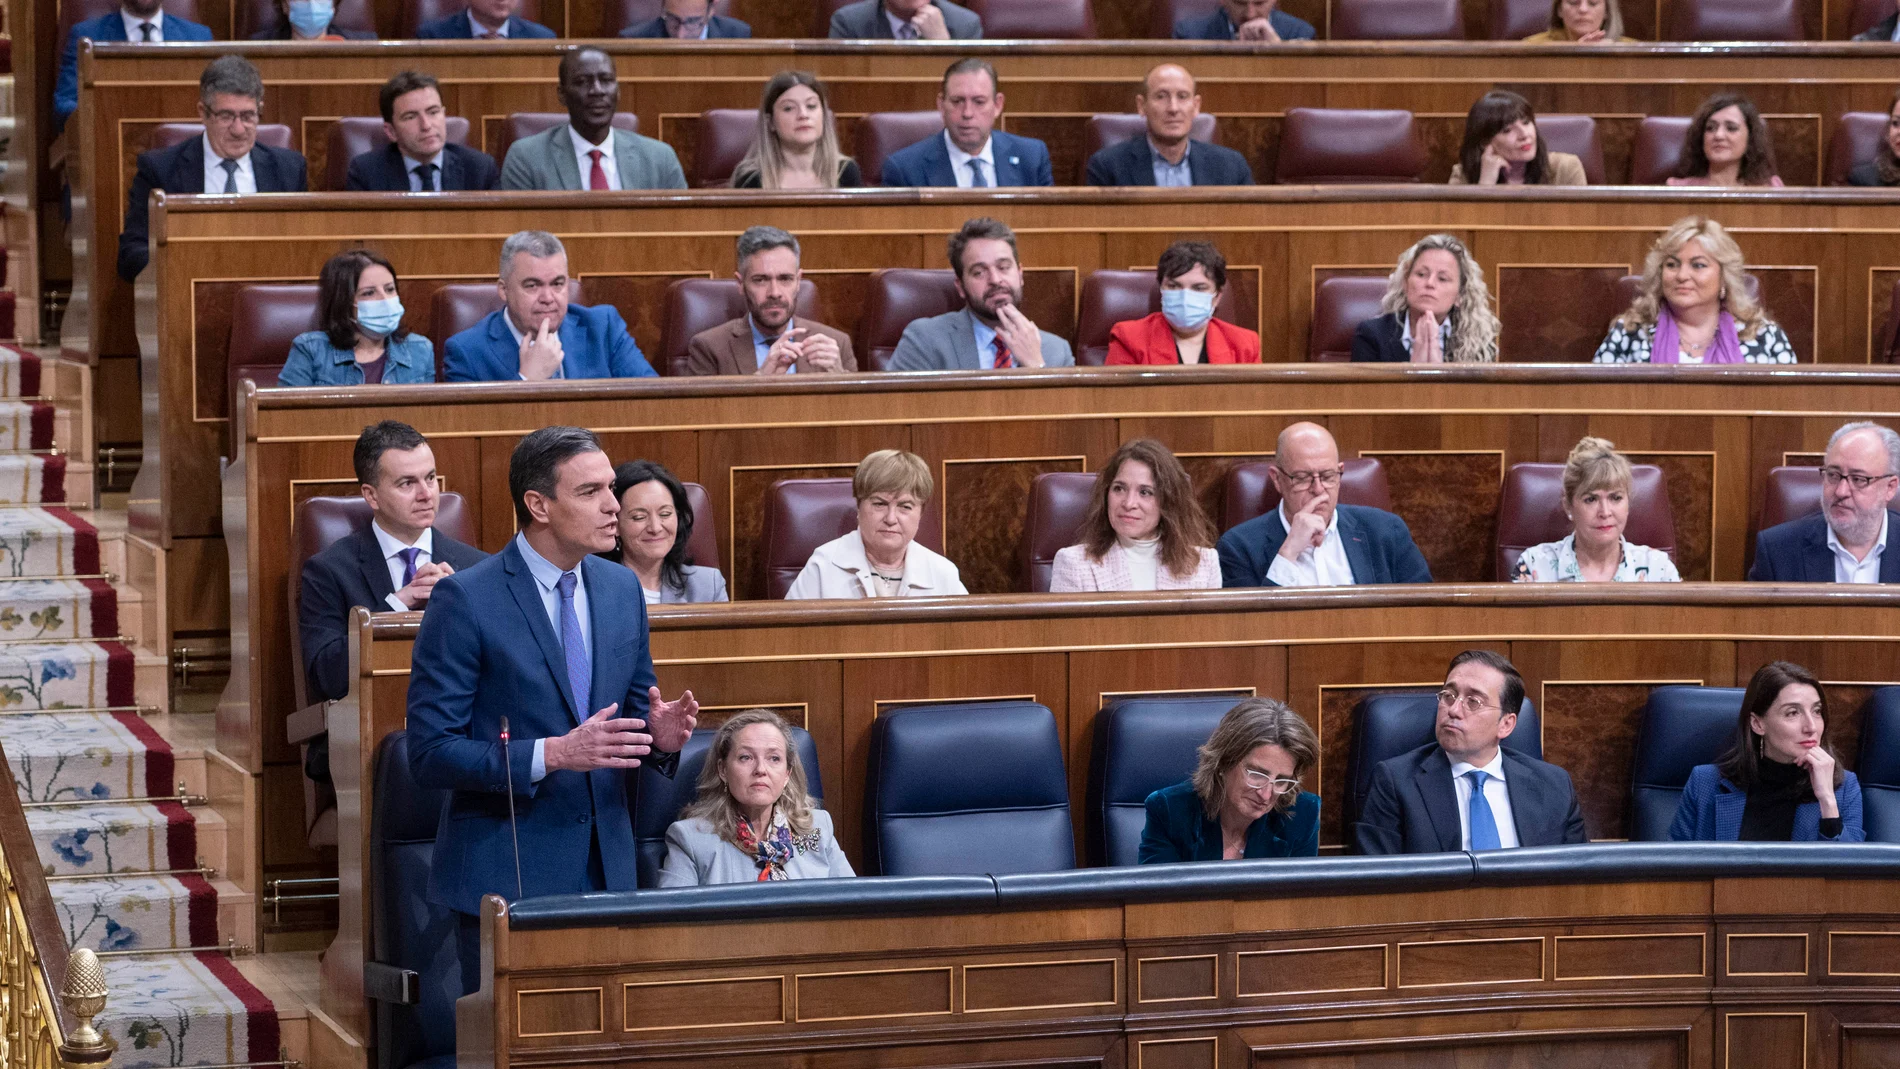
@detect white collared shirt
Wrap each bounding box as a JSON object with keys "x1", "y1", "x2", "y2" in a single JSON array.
[
  {"x1": 502, "y1": 309, "x2": 566, "y2": 380},
  {"x1": 1449, "y1": 750, "x2": 1520, "y2": 850},
  {"x1": 121, "y1": 8, "x2": 165, "y2": 39},
  {"x1": 470, "y1": 13, "x2": 509, "y2": 35},
  {"x1": 515, "y1": 532, "x2": 592, "y2": 782},
  {"x1": 202, "y1": 134, "x2": 256, "y2": 194},
  {"x1": 1827, "y1": 510, "x2": 1889, "y2": 584},
  {"x1": 568, "y1": 125, "x2": 621, "y2": 191},
  {"x1": 369, "y1": 521, "x2": 434, "y2": 612},
  {"x1": 1265, "y1": 500, "x2": 1354, "y2": 587},
  {"x1": 944, "y1": 131, "x2": 996, "y2": 188},
  {"x1": 403, "y1": 150, "x2": 446, "y2": 191}
]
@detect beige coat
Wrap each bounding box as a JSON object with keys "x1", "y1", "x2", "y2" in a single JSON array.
[
  {"x1": 784, "y1": 530, "x2": 967, "y2": 599},
  {"x1": 1449, "y1": 150, "x2": 1588, "y2": 186}
]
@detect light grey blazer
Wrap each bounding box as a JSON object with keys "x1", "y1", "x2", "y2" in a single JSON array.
[
  {"x1": 659, "y1": 564, "x2": 729, "y2": 604},
  {"x1": 829, "y1": 0, "x2": 982, "y2": 37},
  {"x1": 887, "y1": 307, "x2": 1074, "y2": 371},
  {"x1": 658, "y1": 810, "x2": 856, "y2": 886},
  {"x1": 498, "y1": 123, "x2": 688, "y2": 191}
]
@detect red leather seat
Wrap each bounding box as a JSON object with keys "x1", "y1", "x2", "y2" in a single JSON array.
[
  {"x1": 1758, "y1": 466, "x2": 1822, "y2": 532},
  {"x1": 1221, "y1": 458, "x2": 1391, "y2": 531},
  {"x1": 1275, "y1": 109, "x2": 1426, "y2": 184},
  {"x1": 150, "y1": 123, "x2": 294, "y2": 152},
  {"x1": 612, "y1": 0, "x2": 731, "y2": 29},
  {"x1": 1537, "y1": 114, "x2": 1606, "y2": 185},
  {"x1": 1488, "y1": 0, "x2": 1548, "y2": 38},
  {"x1": 429, "y1": 280, "x2": 584, "y2": 376},
  {"x1": 494, "y1": 112, "x2": 638, "y2": 166},
  {"x1": 323, "y1": 115, "x2": 472, "y2": 191},
  {"x1": 1495, "y1": 462, "x2": 1675, "y2": 580},
  {"x1": 860, "y1": 269, "x2": 964, "y2": 371},
  {"x1": 760, "y1": 478, "x2": 944, "y2": 598},
  {"x1": 1020, "y1": 472, "x2": 1097, "y2": 591},
  {"x1": 1083, "y1": 113, "x2": 1217, "y2": 170},
  {"x1": 1850, "y1": 0, "x2": 1891, "y2": 35},
  {"x1": 679, "y1": 482, "x2": 719, "y2": 574},
  {"x1": 659, "y1": 277, "x2": 819, "y2": 376},
  {"x1": 228, "y1": 284, "x2": 320, "y2": 411},
  {"x1": 1075, "y1": 269, "x2": 1243, "y2": 366},
  {"x1": 1628, "y1": 116, "x2": 1692, "y2": 183},
  {"x1": 965, "y1": 0, "x2": 1097, "y2": 36},
  {"x1": 59, "y1": 0, "x2": 204, "y2": 49},
  {"x1": 857, "y1": 112, "x2": 945, "y2": 186},
  {"x1": 1332, "y1": 0, "x2": 1465, "y2": 38},
  {"x1": 1309, "y1": 275, "x2": 1388, "y2": 362},
  {"x1": 1876, "y1": 278, "x2": 1900, "y2": 364},
  {"x1": 812, "y1": 0, "x2": 855, "y2": 35},
  {"x1": 1826, "y1": 112, "x2": 1889, "y2": 186},
  {"x1": 1148, "y1": 0, "x2": 1221, "y2": 35},
  {"x1": 1665, "y1": 0, "x2": 1804, "y2": 39},
  {"x1": 402, "y1": 0, "x2": 540, "y2": 35},
  {"x1": 692, "y1": 109, "x2": 758, "y2": 188},
  {"x1": 235, "y1": 0, "x2": 375, "y2": 37}
]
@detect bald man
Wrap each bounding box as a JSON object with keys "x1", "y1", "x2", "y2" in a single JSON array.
[
  {"x1": 1218, "y1": 422, "x2": 1433, "y2": 588},
  {"x1": 1084, "y1": 65, "x2": 1254, "y2": 187}
]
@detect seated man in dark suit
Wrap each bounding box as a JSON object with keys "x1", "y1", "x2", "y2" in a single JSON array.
[
  {"x1": 1750, "y1": 421, "x2": 1900, "y2": 583},
  {"x1": 830, "y1": 0, "x2": 981, "y2": 38},
  {"x1": 55, "y1": 0, "x2": 213, "y2": 131},
  {"x1": 620, "y1": 0, "x2": 750, "y2": 36},
  {"x1": 118, "y1": 56, "x2": 308, "y2": 282},
  {"x1": 1175, "y1": 0, "x2": 1315, "y2": 40},
  {"x1": 1086, "y1": 64, "x2": 1254, "y2": 187},
  {"x1": 1218, "y1": 422, "x2": 1431, "y2": 587},
  {"x1": 880, "y1": 59, "x2": 1053, "y2": 187},
  {"x1": 1353, "y1": 650, "x2": 1590, "y2": 855},
  {"x1": 415, "y1": 0, "x2": 555, "y2": 37},
  {"x1": 682, "y1": 227, "x2": 856, "y2": 376},
  {"x1": 347, "y1": 71, "x2": 500, "y2": 191},
  {"x1": 445, "y1": 230, "x2": 658, "y2": 381}
]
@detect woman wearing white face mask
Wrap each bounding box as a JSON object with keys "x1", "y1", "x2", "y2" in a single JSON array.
[
  {"x1": 1106, "y1": 241, "x2": 1260, "y2": 365},
  {"x1": 249, "y1": 0, "x2": 377, "y2": 38},
  {"x1": 279, "y1": 250, "x2": 436, "y2": 386}
]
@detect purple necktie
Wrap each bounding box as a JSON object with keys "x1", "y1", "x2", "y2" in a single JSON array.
[
  {"x1": 557, "y1": 571, "x2": 590, "y2": 722},
  {"x1": 397, "y1": 547, "x2": 420, "y2": 588}
]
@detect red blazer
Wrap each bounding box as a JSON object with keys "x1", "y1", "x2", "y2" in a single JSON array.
[{"x1": 1105, "y1": 312, "x2": 1261, "y2": 365}]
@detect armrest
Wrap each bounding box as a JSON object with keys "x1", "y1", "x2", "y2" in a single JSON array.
[
  {"x1": 364, "y1": 961, "x2": 418, "y2": 1005},
  {"x1": 286, "y1": 701, "x2": 329, "y2": 745}
]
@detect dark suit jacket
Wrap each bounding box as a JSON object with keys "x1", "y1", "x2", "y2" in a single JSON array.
[
  {"x1": 1138, "y1": 780, "x2": 1320, "y2": 863},
  {"x1": 57, "y1": 11, "x2": 214, "y2": 128},
  {"x1": 1747, "y1": 509, "x2": 1900, "y2": 582},
  {"x1": 829, "y1": 0, "x2": 982, "y2": 37},
  {"x1": 119, "y1": 136, "x2": 308, "y2": 282},
  {"x1": 1352, "y1": 743, "x2": 1590, "y2": 855},
  {"x1": 443, "y1": 305, "x2": 657, "y2": 382},
  {"x1": 1173, "y1": 7, "x2": 1315, "y2": 39},
  {"x1": 407, "y1": 538, "x2": 675, "y2": 915},
  {"x1": 1351, "y1": 312, "x2": 1410, "y2": 362},
  {"x1": 414, "y1": 9, "x2": 555, "y2": 36},
  {"x1": 345, "y1": 142, "x2": 500, "y2": 191},
  {"x1": 618, "y1": 13, "x2": 751, "y2": 35},
  {"x1": 248, "y1": 20, "x2": 378, "y2": 37},
  {"x1": 1217, "y1": 502, "x2": 1433, "y2": 587},
  {"x1": 1668, "y1": 764, "x2": 1864, "y2": 842},
  {"x1": 1084, "y1": 136, "x2": 1254, "y2": 187},
  {"x1": 879, "y1": 129, "x2": 1053, "y2": 187},
  {"x1": 680, "y1": 316, "x2": 857, "y2": 376},
  {"x1": 1853, "y1": 11, "x2": 1897, "y2": 39}
]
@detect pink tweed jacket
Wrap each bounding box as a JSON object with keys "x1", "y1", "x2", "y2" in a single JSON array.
[{"x1": 1048, "y1": 543, "x2": 1222, "y2": 592}]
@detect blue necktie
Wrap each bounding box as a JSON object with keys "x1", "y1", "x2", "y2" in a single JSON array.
[
  {"x1": 219, "y1": 158, "x2": 240, "y2": 194},
  {"x1": 556, "y1": 571, "x2": 590, "y2": 722},
  {"x1": 968, "y1": 159, "x2": 989, "y2": 187},
  {"x1": 1465, "y1": 769, "x2": 1502, "y2": 851},
  {"x1": 397, "y1": 547, "x2": 420, "y2": 588}
]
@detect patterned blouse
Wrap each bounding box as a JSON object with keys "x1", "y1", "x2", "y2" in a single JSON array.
[
  {"x1": 1592, "y1": 321, "x2": 1797, "y2": 364},
  {"x1": 1511, "y1": 534, "x2": 1681, "y2": 582}
]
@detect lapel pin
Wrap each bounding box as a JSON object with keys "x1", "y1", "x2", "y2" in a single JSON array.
[{"x1": 1009, "y1": 156, "x2": 1021, "y2": 164}]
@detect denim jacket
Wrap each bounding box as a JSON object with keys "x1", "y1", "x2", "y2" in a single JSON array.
[{"x1": 278, "y1": 330, "x2": 436, "y2": 387}]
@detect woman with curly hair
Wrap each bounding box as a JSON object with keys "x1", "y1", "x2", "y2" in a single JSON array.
[
  {"x1": 1594, "y1": 217, "x2": 1796, "y2": 364},
  {"x1": 1351, "y1": 234, "x2": 1501, "y2": 363},
  {"x1": 1666, "y1": 92, "x2": 1782, "y2": 188}
]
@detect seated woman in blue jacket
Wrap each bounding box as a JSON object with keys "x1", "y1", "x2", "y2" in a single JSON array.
[
  {"x1": 1139, "y1": 698, "x2": 1320, "y2": 863},
  {"x1": 1670, "y1": 661, "x2": 1864, "y2": 842},
  {"x1": 278, "y1": 249, "x2": 435, "y2": 387}
]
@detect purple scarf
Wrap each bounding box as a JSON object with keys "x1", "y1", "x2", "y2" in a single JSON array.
[{"x1": 1650, "y1": 306, "x2": 1743, "y2": 364}]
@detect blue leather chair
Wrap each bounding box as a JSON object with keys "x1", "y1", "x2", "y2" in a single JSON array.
[
  {"x1": 1086, "y1": 696, "x2": 1241, "y2": 867},
  {"x1": 1857, "y1": 687, "x2": 1900, "y2": 843},
  {"x1": 862, "y1": 701, "x2": 1075, "y2": 876},
  {"x1": 1629, "y1": 686, "x2": 1742, "y2": 842},
  {"x1": 367, "y1": 731, "x2": 457, "y2": 1069},
  {"x1": 631, "y1": 723, "x2": 823, "y2": 887},
  {"x1": 1343, "y1": 690, "x2": 1542, "y2": 834}
]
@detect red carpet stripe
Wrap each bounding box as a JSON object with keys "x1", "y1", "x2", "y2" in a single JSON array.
[
  {"x1": 38, "y1": 454, "x2": 64, "y2": 503},
  {"x1": 46, "y1": 508, "x2": 98, "y2": 573},
  {"x1": 82, "y1": 578, "x2": 117, "y2": 638},
  {"x1": 196, "y1": 951, "x2": 282, "y2": 1064},
  {"x1": 178, "y1": 874, "x2": 220, "y2": 948},
  {"x1": 156, "y1": 800, "x2": 197, "y2": 871},
  {"x1": 112, "y1": 710, "x2": 173, "y2": 797},
  {"x1": 102, "y1": 641, "x2": 133, "y2": 708},
  {"x1": 2, "y1": 345, "x2": 39, "y2": 397},
  {"x1": 27, "y1": 404, "x2": 51, "y2": 450}
]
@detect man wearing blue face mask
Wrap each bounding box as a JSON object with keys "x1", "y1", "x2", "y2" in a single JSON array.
[
  {"x1": 250, "y1": 0, "x2": 378, "y2": 37},
  {"x1": 1107, "y1": 241, "x2": 1261, "y2": 365},
  {"x1": 279, "y1": 250, "x2": 437, "y2": 387}
]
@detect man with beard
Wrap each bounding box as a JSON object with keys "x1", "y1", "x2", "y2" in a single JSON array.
[
  {"x1": 499, "y1": 48, "x2": 686, "y2": 191},
  {"x1": 888, "y1": 217, "x2": 1074, "y2": 371},
  {"x1": 681, "y1": 227, "x2": 857, "y2": 376},
  {"x1": 1750, "y1": 421, "x2": 1900, "y2": 582},
  {"x1": 55, "y1": 0, "x2": 213, "y2": 131}
]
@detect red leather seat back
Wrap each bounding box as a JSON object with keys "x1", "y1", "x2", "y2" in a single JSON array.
[
  {"x1": 1309, "y1": 275, "x2": 1388, "y2": 362},
  {"x1": 324, "y1": 115, "x2": 471, "y2": 190},
  {"x1": 1075, "y1": 269, "x2": 1243, "y2": 366},
  {"x1": 692, "y1": 109, "x2": 758, "y2": 188},
  {"x1": 150, "y1": 123, "x2": 294, "y2": 152},
  {"x1": 857, "y1": 112, "x2": 945, "y2": 186},
  {"x1": 1758, "y1": 466, "x2": 1822, "y2": 531},
  {"x1": 659, "y1": 277, "x2": 819, "y2": 376},
  {"x1": 236, "y1": 0, "x2": 375, "y2": 37},
  {"x1": 1332, "y1": 0, "x2": 1465, "y2": 38},
  {"x1": 1488, "y1": 0, "x2": 1548, "y2": 37},
  {"x1": 494, "y1": 112, "x2": 638, "y2": 166},
  {"x1": 1020, "y1": 472, "x2": 1098, "y2": 591},
  {"x1": 402, "y1": 0, "x2": 540, "y2": 35},
  {"x1": 612, "y1": 0, "x2": 732, "y2": 29},
  {"x1": 681, "y1": 482, "x2": 719, "y2": 572},
  {"x1": 1148, "y1": 0, "x2": 1221, "y2": 34},
  {"x1": 229, "y1": 283, "x2": 320, "y2": 409},
  {"x1": 1850, "y1": 0, "x2": 1891, "y2": 34},
  {"x1": 761, "y1": 478, "x2": 945, "y2": 598},
  {"x1": 1221, "y1": 458, "x2": 1391, "y2": 531},
  {"x1": 1877, "y1": 278, "x2": 1900, "y2": 364},
  {"x1": 1629, "y1": 116, "x2": 1691, "y2": 183},
  {"x1": 1665, "y1": 0, "x2": 1804, "y2": 39},
  {"x1": 1275, "y1": 108, "x2": 1426, "y2": 184},
  {"x1": 60, "y1": 0, "x2": 204, "y2": 46},
  {"x1": 860, "y1": 269, "x2": 964, "y2": 371},
  {"x1": 811, "y1": 0, "x2": 855, "y2": 35},
  {"x1": 1495, "y1": 462, "x2": 1675, "y2": 580},
  {"x1": 430, "y1": 279, "x2": 584, "y2": 377},
  {"x1": 1537, "y1": 113, "x2": 1606, "y2": 184},
  {"x1": 1826, "y1": 111, "x2": 1889, "y2": 185},
  {"x1": 965, "y1": 0, "x2": 1097, "y2": 37}
]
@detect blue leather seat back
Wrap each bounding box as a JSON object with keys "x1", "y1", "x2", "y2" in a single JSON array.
[
  {"x1": 1629, "y1": 686, "x2": 1743, "y2": 842},
  {"x1": 632, "y1": 724, "x2": 824, "y2": 887},
  {"x1": 1857, "y1": 687, "x2": 1900, "y2": 843},
  {"x1": 863, "y1": 701, "x2": 1075, "y2": 876},
  {"x1": 1086, "y1": 696, "x2": 1240, "y2": 866},
  {"x1": 1344, "y1": 691, "x2": 1542, "y2": 832},
  {"x1": 369, "y1": 731, "x2": 456, "y2": 1069}
]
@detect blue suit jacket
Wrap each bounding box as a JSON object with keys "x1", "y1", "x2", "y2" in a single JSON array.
[
  {"x1": 1747, "y1": 510, "x2": 1900, "y2": 583},
  {"x1": 1218, "y1": 503, "x2": 1433, "y2": 587},
  {"x1": 1085, "y1": 135, "x2": 1254, "y2": 187},
  {"x1": 443, "y1": 305, "x2": 657, "y2": 382},
  {"x1": 879, "y1": 130, "x2": 1054, "y2": 188},
  {"x1": 345, "y1": 142, "x2": 500, "y2": 192},
  {"x1": 414, "y1": 9, "x2": 555, "y2": 36},
  {"x1": 118, "y1": 136, "x2": 308, "y2": 282},
  {"x1": 1668, "y1": 765, "x2": 1865, "y2": 842},
  {"x1": 1138, "y1": 780, "x2": 1319, "y2": 864},
  {"x1": 57, "y1": 11, "x2": 214, "y2": 129},
  {"x1": 408, "y1": 539, "x2": 673, "y2": 914},
  {"x1": 1173, "y1": 7, "x2": 1315, "y2": 39},
  {"x1": 619, "y1": 13, "x2": 751, "y2": 35}
]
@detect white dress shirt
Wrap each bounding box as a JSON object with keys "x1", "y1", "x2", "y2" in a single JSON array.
[
  {"x1": 944, "y1": 131, "x2": 997, "y2": 188},
  {"x1": 515, "y1": 532, "x2": 593, "y2": 782},
  {"x1": 369, "y1": 521, "x2": 433, "y2": 612},
  {"x1": 470, "y1": 14, "x2": 510, "y2": 34},
  {"x1": 121, "y1": 8, "x2": 166, "y2": 39},
  {"x1": 1449, "y1": 750, "x2": 1520, "y2": 850},
  {"x1": 567, "y1": 125, "x2": 622, "y2": 190},
  {"x1": 1265, "y1": 500, "x2": 1355, "y2": 587},
  {"x1": 202, "y1": 134, "x2": 256, "y2": 194},
  {"x1": 1827, "y1": 510, "x2": 1888, "y2": 584}
]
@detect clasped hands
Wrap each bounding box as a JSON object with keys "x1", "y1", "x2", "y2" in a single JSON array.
[{"x1": 542, "y1": 686, "x2": 700, "y2": 772}]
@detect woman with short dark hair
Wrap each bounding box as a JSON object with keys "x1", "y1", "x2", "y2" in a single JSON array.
[
  {"x1": 601, "y1": 460, "x2": 727, "y2": 604},
  {"x1": 1106, "y1": 240, "x2": 1261, "y2": 365},
  {"x1": 1139, "y1": 698, "x2": 1321, "y2": 863},
  {"x1": 1668, "y1": 92, "x2": 1783, "y2": 187},
  {"x1": 278, "y1": 249, "x2": 435, "y2": 386}
]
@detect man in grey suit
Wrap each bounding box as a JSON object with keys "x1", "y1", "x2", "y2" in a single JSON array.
[
  {"x1": 500, "y1": 48, "x2": 687, "y2": 191},
  {"x1": 830, "y1": 0, "x2": 981, "y2": 39},
  {"x1": 889, "y1": 218, "x2": 1074, "y2": 371}
]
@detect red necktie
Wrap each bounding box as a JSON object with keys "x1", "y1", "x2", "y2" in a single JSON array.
[
  {"x1": 588, "y1": 149, "x2": 609, "y2": 190},
  {"x1": 993, "y1": 339, "x2": 1013, "y2": 369}
]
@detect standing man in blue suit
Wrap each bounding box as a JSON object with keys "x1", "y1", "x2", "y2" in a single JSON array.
[
  {"x1": 444, "y1": 231, "x2": 657, "y2": 381},
  {"x1": 1750, "y1": 421, "x2": 1900, "y2": 583},
  {"x1": 1085, "y1": 65, "x2": 1255, "y2": 187},
  {"x1": 414, "y1": 0, "x2": 555, "y2": 37},
  {"x1": 880, "y1": 59, "x2": 1052, "y2": 188},
  {"x1": 1174, "y1": 0, "x2": 1315, "y2": 40},
  {"x1": 1218, "y1": 422, "x2": 1432, "y2": 587},
  {"x1": 408, "y1": 425, "x2": 699, "y2": 994},
  {"x1": 55, "y1": 0, "x2": 214, "y2": 132}
]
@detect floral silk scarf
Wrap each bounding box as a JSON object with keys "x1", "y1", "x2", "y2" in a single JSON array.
[{"x1": 734, "y1": 808, "x2": 799, "y2": 881}]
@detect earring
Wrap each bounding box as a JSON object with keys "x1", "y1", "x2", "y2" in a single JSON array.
[{"x1": 1719, "y1": 288, "x2": 1728, "y2": 301}]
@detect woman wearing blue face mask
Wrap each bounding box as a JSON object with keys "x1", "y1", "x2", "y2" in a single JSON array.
[
  {"x1": 250, "y1": 0, "x2": 377, "y2": 37},
  {"x1": 279, "y1": 250, "x2": 435, "y2": 387},
  {"x1": 1106, "y1": 241, "x2": 1260, "y2": 366}
]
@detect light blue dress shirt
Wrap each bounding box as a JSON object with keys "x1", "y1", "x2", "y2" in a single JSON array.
[
  {"x1": 971, "y1": 317, "x2": 1010, "y2": 368},
  {"x1": 1150, "y1": 139, "x2": 1192, "y2": 187},
  {"x1": 404, "y1": 150, "x2": 446, "y2": 191},
  {"x1": 514, "y1": 532, "x2": 591, "y2": 782},
  {"x1": 749, "y1": 316, "x2": 796, "y2": 373}
]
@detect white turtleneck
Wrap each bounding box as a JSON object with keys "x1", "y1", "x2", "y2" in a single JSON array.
[{"x1": 1120, "y1": 535, "x2": 1160, "y2": 590}]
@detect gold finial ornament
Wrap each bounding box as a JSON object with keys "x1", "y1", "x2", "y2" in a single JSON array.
[{"x1": 57, "y1": 949, "x2": 112, "y2": 1063}]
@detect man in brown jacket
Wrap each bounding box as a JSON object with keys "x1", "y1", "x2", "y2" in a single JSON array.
[{"x1": 682, "y1": 226, "x2": 858, "y2": 376}]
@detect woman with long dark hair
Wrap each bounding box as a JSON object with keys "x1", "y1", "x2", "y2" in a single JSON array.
[
  {"x1": 602, "y1": 460, "x2": 728, "y2": 604},
  {"x1": 1450, "y1": 91, "x2": 1586, "y2": 185},
  {"x1": 1667, "y1": 92, "x2": 1783, "y2": 187},
  {"x1": 279, "y1": 249, "x2": 434, "y2": 386}
]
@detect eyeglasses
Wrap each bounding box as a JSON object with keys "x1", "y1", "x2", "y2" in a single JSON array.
[
  {"x1": 1239, "y1": 769, "x2": 1301, "y2": 793},
  {"x1": 1820, "y1": 467, "x2": 1897, "y2": 492},
  {"x1": 206, "y1": 108, "x2": 260, "y2": 127},
  {"x1": 1276, "y1": 466, "x2": 1343, "y2": 491},
  {"x1": 1436, "y1": 689, "x2": 1498, "y2": 715}
]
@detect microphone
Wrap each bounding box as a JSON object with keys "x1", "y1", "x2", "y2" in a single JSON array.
[{"x1": 500, "y1": 715, "x2": 524, "y2": 901}]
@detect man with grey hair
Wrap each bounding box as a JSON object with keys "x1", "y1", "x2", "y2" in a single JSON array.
[
  {"x1": 118, "y1": 55, "x2": 307, "y2": 281},
  {"x1": 443, "y1": 230, "x2": 656, "y2": 381},
  {"x1": 1750, "y1": 420, "x2": 1900, "y2": 582},
  {"x1": 679, "y1": 227, "x2": 856, "y2": 376}
]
